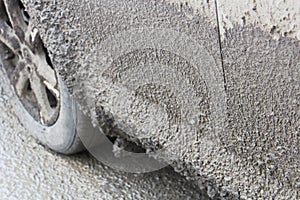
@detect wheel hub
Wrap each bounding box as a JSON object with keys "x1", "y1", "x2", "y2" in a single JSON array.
[{"x1": 0, "y1": 0, "x2": 60, "y2": 126}]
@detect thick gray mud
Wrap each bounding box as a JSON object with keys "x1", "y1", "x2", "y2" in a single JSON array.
[{"x1": 22, "y1": 0, "x2": 299, "y2": 199}]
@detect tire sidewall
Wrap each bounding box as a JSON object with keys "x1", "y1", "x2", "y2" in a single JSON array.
[{"x1": 1, "y1": 66, "x2": 78, "y2": 153}]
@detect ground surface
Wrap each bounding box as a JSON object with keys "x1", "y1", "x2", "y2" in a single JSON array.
[{"x1": 0, "y1": 76, "x2": 208, "y2": 199}]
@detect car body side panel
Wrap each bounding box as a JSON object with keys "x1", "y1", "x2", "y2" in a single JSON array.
[
  {"x1": 55, "y1": 0, "x2": 230, "y2": 198},
  {"x1": 216, "y1": 0, "x2": 300, "y2": 199},
  {"x1": 22, "y1": 0, "x2": 299, "y2": 199}
]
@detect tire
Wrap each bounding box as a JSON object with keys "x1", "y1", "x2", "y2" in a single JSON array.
[
  {"x1": 0, "y1": 65, "x2": 87, "y2": 154},
  {"x1": 0, "y1": 0, "x2": 93, "y2": 154}
]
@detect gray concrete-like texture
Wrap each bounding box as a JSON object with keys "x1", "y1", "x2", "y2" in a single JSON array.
[
  {"x1": 217, "y1": 0, "x2": 300, "y2": 40},
  {"x1": 20, "y1": 0, "x2": 299, "y2": 199},
  {"x1": 0, "y1": 75, "x2": 208, "y2": 199},
  {"x1": 217, "y1": 1, "x2": 300, "y2": 198}
]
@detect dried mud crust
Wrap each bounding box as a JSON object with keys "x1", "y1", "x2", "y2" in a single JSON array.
[
  {"x1": 222, "y1": 26, "x2": 300, "y2": 199},
  {"x1": 22, "y1": 0, "x2": 299, "y2": 199}
]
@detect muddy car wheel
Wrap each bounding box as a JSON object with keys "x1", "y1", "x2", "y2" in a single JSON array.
[{"x1": 0, "y1": 0, "x2": 93, "y2": 154}]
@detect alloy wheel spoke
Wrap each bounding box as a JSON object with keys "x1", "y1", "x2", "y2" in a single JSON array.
[
  {"x1": 0, "y1": 21, "x2": 21, "y2": 55},
  {"x1": 3, "y1": 0, "x2": 27, "y2": 31},
  {"x1": 14, "y1": 66, "x2": 29, "y2": 97},
  {"x1": 33, "y1": 53, "x2": 57, "y2": 87},
  {"x1": 29, "y1": 70, "x2": 54, "y2": 124},
  {"x1": 43, "y1": 79, "x2": 60, "y2": 99},
  {"x1": 25, "y1": 20, "x2": 42, "y2": 50}
]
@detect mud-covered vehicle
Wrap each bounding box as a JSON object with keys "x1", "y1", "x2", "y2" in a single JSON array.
[{"x1": 0, "y1": 0, "x2": 299, "y2": 199}]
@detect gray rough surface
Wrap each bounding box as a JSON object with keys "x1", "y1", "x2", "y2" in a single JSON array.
[
  {"x1": 221, "y1": 25, "x2": 299, "y2": 199},
  {"x1": 217, "y1": 0, "x2": 300, "y2": 40},
  {"x1": 21, "y1": 0, "x2": 299, "y2": 199},
  {"x1": 0, "y1": 77, "x2": 207, "y2": 199}
]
